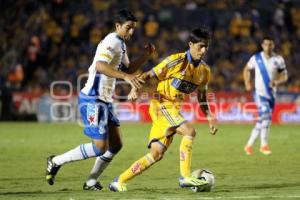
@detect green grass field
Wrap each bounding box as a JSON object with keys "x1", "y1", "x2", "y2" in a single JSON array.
[{"x1": 0, "y1": 122, "x2": 300, "y2": 200}]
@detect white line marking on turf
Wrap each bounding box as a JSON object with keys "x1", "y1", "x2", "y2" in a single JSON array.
[{"x1": 160, "y1": 196, "x2": 300, "y2": 200}]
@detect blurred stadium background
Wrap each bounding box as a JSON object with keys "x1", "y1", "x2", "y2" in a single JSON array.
[{"x1": 0, "y1": 0, "x2": 300, "y2": 123}]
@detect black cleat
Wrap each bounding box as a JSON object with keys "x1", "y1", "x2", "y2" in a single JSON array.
[
  {"x1": 83, "y1": 182, "x2": 103, "y2": 191},
  {"x1": 46, "y1": 155, "x2": 61, "y2": 185}
]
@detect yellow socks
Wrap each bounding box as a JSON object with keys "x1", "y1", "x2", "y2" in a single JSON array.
[
  {"x1": 118, "y1": 153, "x2": 155, "y2": 183},
  {"x1": 180, "y1": 136, "x2": 194, "y2": 177}
]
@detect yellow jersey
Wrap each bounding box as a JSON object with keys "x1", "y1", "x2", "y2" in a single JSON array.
[{"x1": 151, "y1": 50, "x2": 211, "y2": 102}]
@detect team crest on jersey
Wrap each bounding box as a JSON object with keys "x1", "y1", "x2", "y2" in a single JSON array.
[{"x1": 87, "y1": 103, "x2": 98, "y2": 126}]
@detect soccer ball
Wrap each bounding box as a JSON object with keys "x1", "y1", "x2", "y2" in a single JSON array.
[{"x1": 191, "y1": 169, "x2": 215, "y2": 192}]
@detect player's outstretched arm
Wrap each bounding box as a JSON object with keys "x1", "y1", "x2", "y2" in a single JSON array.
[
  {"x1": 126, "y1": 43, "x2": 155, "y2": 74},
  {"x1": 96, "y1": 61, "x2": 144, "y2": 89},
  {"x1": 197, "y1": 85, "x2": 218, "y2": 135},
  {"x1": 127, "y1": 70, "x2": 156, "y2": 101},
  {"x1": 243, "y1": 64, "x2": 252, "y2": 91}
]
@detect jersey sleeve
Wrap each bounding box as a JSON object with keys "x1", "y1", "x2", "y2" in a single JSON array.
[
  {"x1": 151, "y1": 55, "x2": 182, "y2": 80},
  {"x1": 277, "y1": 56, "x2": 287, "y2": 73},
  {"x1": 151, "y1": 56, "x2": 170, "y2": 80},
  {"x1": 246, "y1": 56, "x2": 255, "y2": 70},
  {"x1": 96, "y1": 36, "x2": 120, "y2": 64}
]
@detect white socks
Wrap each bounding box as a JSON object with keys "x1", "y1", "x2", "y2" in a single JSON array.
[
  {"x1": 260, "y1": 120, "x2": 271, "y2": 147},
  {"x1": 247, "y1": 120, "x2": 271, "y2": 147},
  {"x1": 53, "y1": 143, "x2": 101, "y2": 166},
  {"x1": 86, "y1": 151, "x2": 115, "y2": 186},
  {"x1": 246, "y1": 122, "x2": 261, "y2": 147}
]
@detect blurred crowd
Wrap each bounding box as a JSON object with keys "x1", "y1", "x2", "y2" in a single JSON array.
[{"x1": 1, "y1": 0, "x2": 300, "y2": 96}]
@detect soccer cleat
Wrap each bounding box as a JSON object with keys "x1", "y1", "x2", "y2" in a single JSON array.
[
  {"x1": 244, "y1": 145, "x2": 253, "y2": 155},
  {"x1": 109, "y1": 178, "x2": 127, "y2": 192},
  {"x1": 83, "y1": 182, "x2": 103, "y2": 191},
  {"x1": 46, "y1": 155, "x2": 61, "y2": 185},
  {"x1": 260, "y1": 145, "x2": 272, "y2": 155},
  {"x1": 179, "y1": 176, "x2": 208, "y2": 188}
]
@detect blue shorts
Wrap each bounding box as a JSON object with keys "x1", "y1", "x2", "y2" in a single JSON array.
[
  {"x1": 78, "y1": 92, "x2": 120, "y2": 140},
  {"x1": 253, "y1": 93, "x2": 275, "y2": 121}
]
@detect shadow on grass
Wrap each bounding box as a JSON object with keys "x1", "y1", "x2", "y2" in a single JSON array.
[
  {"x1": 215, "y1": 182, "x2": 300, "y2": 193},
  {"x1": 0, "y1": 189, "x2": 72, "y2": 196}
]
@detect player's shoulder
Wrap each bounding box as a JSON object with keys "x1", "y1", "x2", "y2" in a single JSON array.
[
  {"x1": 198, "y1": 60, "x2": 211, "y2": 74},
  {"x1": 164, "y1": 52, "x2": 186, "y2": 63},
  {"x1": 101, "y1": 32, "x2": 123, "y2": 48},
  {"x1": 272, "y1": 53, "x2": 284, "y2": 61}
]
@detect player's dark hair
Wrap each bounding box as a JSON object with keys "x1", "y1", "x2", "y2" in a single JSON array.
[
  {"x1": 262, "y1": 35, "x2": 275, "y2": 42},
  {"x1": 114, "y1": 9, "x2": 138, "y2": 24},
  {"x1": 189, "y1": 27, "x2": 211, "y2": 44}
]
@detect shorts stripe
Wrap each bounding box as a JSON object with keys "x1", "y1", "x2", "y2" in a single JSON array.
[{"x1": 160, "y1": 106, "x2": 176, "y2": 126}]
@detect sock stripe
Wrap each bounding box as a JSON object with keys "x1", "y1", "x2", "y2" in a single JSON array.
[
  {"x1": 100, "y1": 156, "x2": 112, "y2": 162},
  {"x1": 145, "y1": 153, "x2": 155, "y2": 164},
  {"x1": 80, "y1": 144, "x2": 88, "y2": 159},
  {"x1": 183, "y1": 135, "x2": 194, "y2": 140}
]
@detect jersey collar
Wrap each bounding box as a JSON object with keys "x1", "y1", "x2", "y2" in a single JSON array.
[
  {"x1": 115, "y1": 33, "x2": 125, "y2": 43},
  {"x1": 186, "y1": 50, "x2": 201, "y2": 67}
]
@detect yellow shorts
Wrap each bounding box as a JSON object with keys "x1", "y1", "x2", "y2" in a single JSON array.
[{"x1": 148, "y1": 99, "x2": 187, "y2": 149}]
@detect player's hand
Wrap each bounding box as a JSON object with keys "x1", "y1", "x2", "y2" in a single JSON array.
[
  {"x1": 208, "y1": 115, "x2": 218, "y2": 135},
  {"x1": 245, "y1": 82, "x2": 252, "y2": 91},
  {"x1": 143, "y1": 43, "x2": 156, "y2": 57},
  {"x1": 269, "y1": 80, "x2": 277, "y2": 88},
  {"x1": 124, "y1": 74, "x2": 145, "y2": 89},
  {"x1": 128, "y1": 88, "x2": 138, "y2": 101}
]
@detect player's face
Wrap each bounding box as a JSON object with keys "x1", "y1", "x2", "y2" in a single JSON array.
[
  {"x1": 261, "y1": 39, "x2": 275, "y2": 55},
  {"x1": 189, "y1": 41, "x2": 209, "y2": 60},
  {"x1": 115, "y1": 21, "x2": 137, "y2": 41}
]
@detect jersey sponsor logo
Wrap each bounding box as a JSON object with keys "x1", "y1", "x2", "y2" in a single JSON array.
[
  {"x1": 171, "y1": 78, "x2": 198, "y2": 94},
  {"x1": 131, "y1": 162, "x2": 141, "y2": 174}
]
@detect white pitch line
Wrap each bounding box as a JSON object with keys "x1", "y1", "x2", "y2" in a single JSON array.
[{"x1": 160, "y1": 196, "x2": 300, "y2": 200}]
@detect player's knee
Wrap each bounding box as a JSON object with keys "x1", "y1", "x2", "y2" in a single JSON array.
[
  {"x1": 93, "y1": 141, "x2": 107, "y2": 153},
  {"x1": 261, "y1": 120, "x2": 271, "y2": 129},
  {"x1": 183, "y1": 127, "x2": 196, "y2": 137},
  {"x1": 109, "y1": 142, "x2": 123, "y2": 154},
  {"x1": 151, "y1": 151, "x2": 164, "y2": 161}
]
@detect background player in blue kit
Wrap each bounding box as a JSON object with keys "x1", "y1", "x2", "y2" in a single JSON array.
[
  {"x1": 243, "y1": 36, "x2": 288, "y2": 155},
  {"x1": 45, "y1": 9, "x2": 155, "y2": 190}
]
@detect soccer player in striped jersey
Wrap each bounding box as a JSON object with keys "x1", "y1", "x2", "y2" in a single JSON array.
[
  {"x1": 46, "y1": 9, "x2": 155, "y2": 190},
  {"x1": 109, "y1": 27, "x2": 218, "y2": 192},
  {"x1": 243, "y1": 36, "x2": 288, "y2": 155}
]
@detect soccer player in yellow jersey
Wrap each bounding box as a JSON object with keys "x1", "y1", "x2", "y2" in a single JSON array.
[{"x1": 109, "y1": 27, "x2": 218, "y2": 192}]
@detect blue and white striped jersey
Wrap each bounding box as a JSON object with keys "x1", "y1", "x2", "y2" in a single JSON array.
[
  {"x1": 247, "y1": 51, "x2": 287, "y2": 99},
  {"x1": 81, "y1": 32, "x2": 129, "y2": 102}
]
